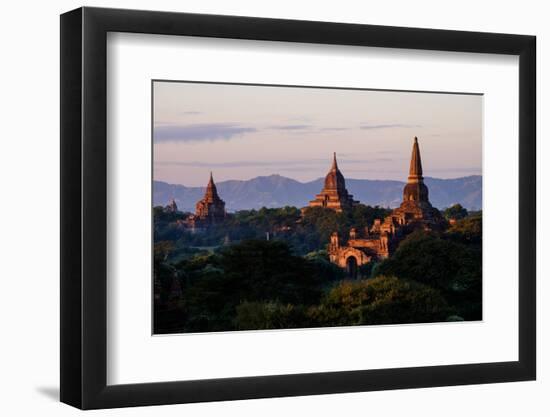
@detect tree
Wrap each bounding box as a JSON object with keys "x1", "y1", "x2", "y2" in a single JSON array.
[
  {"x1": 374, "y1": 230, "x2": 481, "y2": 320},
  {"x1": 347, "y1": 204, "x2": 392, "y2": 231},
  {"x1": 235, "y1": 301, "x2": 307, "y2": 330},
  {"x1": 217, "y1": 239, "x2": 324, "y2": 305},
  {"x1": 375, "y1": 231, "x2": 480, "y2": 290},
  {"x1": 154, "y1": 241, "x2": 175, "y2": 264},
  {"x1": 304, "y1": 250, "x2": 345, "y2": 282},
  {"x1": 442, "y1": 203, "x2": 468, "y2": 220},
  {"x1": 446, "y1": 214, "x2": 482, "y2": 246},
  {"x1": 181, "y1": 240, "x2": 327, "y2": 332},
  {"x1": 301, "y1": 206, "x2": 346, "y2": 246},
  {"x1": 308, "y1": 276, "x2": 451, "y2": 326}
]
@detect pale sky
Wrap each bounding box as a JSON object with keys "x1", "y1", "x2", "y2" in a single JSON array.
[{"x1": 153, "y1": 81, "x2": 482, "y2": 187}]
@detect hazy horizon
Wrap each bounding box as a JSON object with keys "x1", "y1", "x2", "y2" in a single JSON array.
[{"x1": 153, "y1": 81, "x2": 482, "y2": 187}]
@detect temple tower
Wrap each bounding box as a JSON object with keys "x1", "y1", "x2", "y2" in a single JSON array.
[
  {"x1": 308, "y1": 153, "x2": 358, "y2": 212},
  {"x1": 392, "y1": 136, "x2": 444, "y2": 226},
  {"x1": 194, "y1": 172, "x2": 226, "y2": 223},
  {"x1": 403, "y1": 136, "x2": 429, "y2": 204},
  {"x1": 165, "y1": 197, "x2": 178, "y2": 213}
]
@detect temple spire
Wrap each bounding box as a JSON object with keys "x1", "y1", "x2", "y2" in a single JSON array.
[
  {"x1": 402, "y1": 136, "x2": 429, "y2": 204},
  {"x1": 408, "y1": 136, "x2": 423, "y2": 181},
  {"x1": 332, "y1": 152, "x2": 338, "y2": 170},
  {"x1": 166, "y1": 195, "x2": 178, "y2": 213},
  {"x1": 205, "y1": 171, "x2": 219, "y2": 200}
]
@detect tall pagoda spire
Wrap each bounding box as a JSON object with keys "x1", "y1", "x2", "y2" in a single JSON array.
[
  {"x1": 324, "y1": 152, "x2": 346, "y2": 191},
  {"x1": 402, "y1": 137, "x2": 429, "y2": 204},
  {"x1": 204, "y1": 171, "x2": 220, "y2": 202},
  {"x1": 408, "y1": 136, "x2": 423, "y2": 182}
]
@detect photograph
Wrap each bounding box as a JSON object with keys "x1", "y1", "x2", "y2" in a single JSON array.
[{"x1": 152, "y1": 81, "x2": 483, "y2": 334}]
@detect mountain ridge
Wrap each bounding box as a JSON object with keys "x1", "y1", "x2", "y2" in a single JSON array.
[{"x1": 154, "y1": 174, "x2": 482, "y2": 212}]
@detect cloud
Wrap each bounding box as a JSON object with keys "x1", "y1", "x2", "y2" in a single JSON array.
[
  {"x1": 154, "y1": 123, "x2": 257, "y2": 143},
  {"x1": 157, "y1": 160, "x2": 284, "y2": 168},
  {"x1": 360, "y1": 123, "x2": 422, "y2": 130},
  {"x1": 269, "y1": 124, "x2": 311, "y2": 131},
  {"x1": 157, "y1": 159, "x2": 325, "y2": 168},
  {"x1": 181, "y1": 111, "x2": 202, "y2": 115},
  {"x1": 319, "y1": 127, "x2": 350, "y2": 132}
]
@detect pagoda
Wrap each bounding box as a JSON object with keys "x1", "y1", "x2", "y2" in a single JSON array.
[
  {"x1": 165, "y1": 197, "x2": 178, "y2": 213},
  {"x1": 389, "y1": 136, "x2": 443, "y2": 225},
  {"x1": 192, "y1": 172, "x2": 226, "y2": 225},
  {"x1": 308, "y1": 153, "x2": 358, "y2": 212}
]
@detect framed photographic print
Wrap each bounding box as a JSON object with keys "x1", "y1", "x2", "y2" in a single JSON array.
[{"x1": 60, "y1": 6, "x2": 536, "y2": 409}]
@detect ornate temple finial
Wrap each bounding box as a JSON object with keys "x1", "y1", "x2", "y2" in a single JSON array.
[
  {"x1": 332, "y1": 152, "x2": 338, "y2": 169},
  {"x1": 408, "y1": 136, "x2": 423, "y2": 180},
  {"x1": 205, "y1": 171, "x2": 219, "y2": 199},
  {"x1": 207, "y1": 172, "x2": 216, "y2": 190}
]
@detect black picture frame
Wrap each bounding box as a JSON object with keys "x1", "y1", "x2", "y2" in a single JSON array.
[{"x1": 60, "y1": 6, "x2": 536, "y2": 410}]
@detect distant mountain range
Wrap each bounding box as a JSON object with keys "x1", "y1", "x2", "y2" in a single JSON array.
[{"x1": 153, "y1": 174, "x2": 482, "y2": 212}]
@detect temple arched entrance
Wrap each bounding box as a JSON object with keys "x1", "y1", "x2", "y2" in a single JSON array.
[{"x1": 346, "y1": 256, "x2": 358, "y2": 279}]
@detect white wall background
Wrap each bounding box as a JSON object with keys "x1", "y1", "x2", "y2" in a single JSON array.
[{"x1": 0, "y1": 0, "x2": 546, "y2": 415}]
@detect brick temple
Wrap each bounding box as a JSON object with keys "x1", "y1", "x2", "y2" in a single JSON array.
[
  {"x1": 307, "y1": 152, "x2": 359, "y2": 212},
  {"x1": 187, "y1": 172, "x2": 226, "y2": 228}
]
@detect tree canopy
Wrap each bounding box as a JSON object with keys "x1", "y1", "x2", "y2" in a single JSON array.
[
  {"x1": 153, "y1": 204, "x2": 483, "y2": 333},
  {"x1": 442, "y1": 203, "x2": 468, "y2": 220}
]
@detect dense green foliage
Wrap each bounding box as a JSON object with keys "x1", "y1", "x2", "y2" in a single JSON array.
[
  {"x1": 235, "y1": 301, "x2": 307, "y2": 330},
  {"x1": 374, "y1": 217, "x2": 482, "y2": 320},
  {"x1": 155, "y1": 239, "x2": 339, "y2": 333},
  {"x1": 154, "y1": 204, "x2": 391, "y2": 256},
  {"x1": 442, "y1": 203, "x2": 469, "y2": 220},
  {"x1": 309, "y1": 276, "x2": 451, "y2": 326},
  {"x1": 234, "y1": 276, "x2": 450, "y2": 329},
  {"x1": 447, "y1": 213, "x2": 482, "y2": 246},
  {"x1": 154, "y1": 205, "x2": 482, "y2": 333}
]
